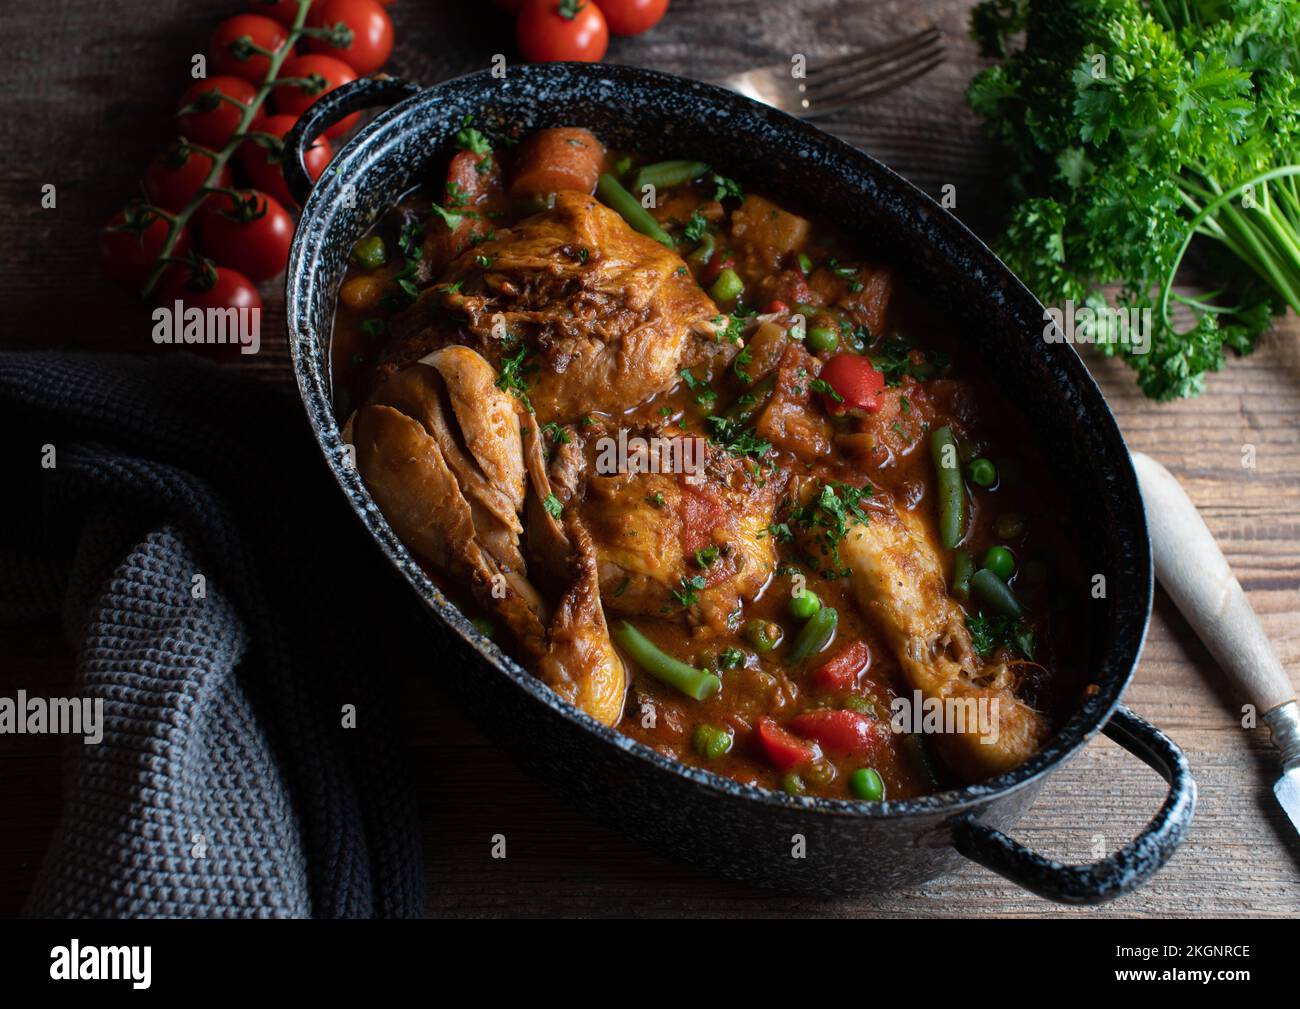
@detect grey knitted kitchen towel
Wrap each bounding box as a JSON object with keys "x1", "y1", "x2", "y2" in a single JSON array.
[{"x1": 0, "y1": 351, "x2": 424, "y2": 918}]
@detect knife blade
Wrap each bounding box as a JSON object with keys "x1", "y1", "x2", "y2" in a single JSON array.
[{"x1": 1132, "y1": 452, "x2": 1300, "y2": 836}]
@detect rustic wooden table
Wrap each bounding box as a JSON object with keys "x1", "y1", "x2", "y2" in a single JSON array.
[{"x1": 2, "y1": 0, "x2": 1298, "y2": 917}]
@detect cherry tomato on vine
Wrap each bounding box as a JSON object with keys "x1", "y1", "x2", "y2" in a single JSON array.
[
  {"x1": 516, "y1": 0, "x2": 609, "y2": 63},
  {"x1": 593, "y1": 0, "x2": 668, "y2": 35},
  {"x1": 198, "y1": 190, "x2": 294, "y2": 282},
  {"x1": 248, "y1": 0, "x2": 318, "y2": 27},
  {"x1": 177, "y1": 76, "x2": 258, "y2": 150},
  {"x1": 306, "y1": 0, "x2": 394, "y2": 75},
  {"x1": 157, "y1": 264, "x2": 263, "y2": 356},
  {"x1": 98, "y1": 208, "x2": 192, "y2": 291},
  {"x1": 210, "y1": 14, "x2": 289, "y2": 84},
  {"x1": 239, "y1": 114, "x2": 333, "y2": 207},
  {"x1": 274, "y1": 54, "x2": 359, "y2": 138},
  {"x1": 144, "y1": 143, "x2": 232, "y2": 213}
]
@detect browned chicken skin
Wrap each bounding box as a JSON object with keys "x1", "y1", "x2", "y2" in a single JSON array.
[{"x1": 378, "y1": 191, "x2": 726, "y2": 424}]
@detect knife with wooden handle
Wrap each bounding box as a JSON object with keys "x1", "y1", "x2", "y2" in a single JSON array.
[{"x1": 1132, "y1": 452, "x2": 1300, "y2": 833}]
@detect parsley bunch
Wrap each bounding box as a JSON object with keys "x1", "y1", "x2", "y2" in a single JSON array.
[{"x1": 967, "y1": 0, "x2": 1300, "y2": 399}]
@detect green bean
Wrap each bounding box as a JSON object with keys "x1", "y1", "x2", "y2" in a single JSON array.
[
  {"x1": 788, "y1": 589, "x2": 821, "y2": 621},
  {"x1": 709, "y1": 267, "x2": 744, "y2": 304},
  {"x1": 596, "y1": 173, "x2": 673, "y2": 248},
  {"x1": 969, "y1": 569, "x2": 1025, "y2": 617},
  {"x1": 686, "y1": 230, "x2": 716, "y2": 270},
  {"x1": 693, "y1": 723, "x2": 733, "y2": 760},
  {"x1": 631, "y1": 160, "x2": 711, "y2": 194},
  {"x1": 951, "y1": 550, "x2": 975, "y2": 600},
  {"x1": 614, "y1": 621, "x2": 721, "y2": 700},
  {"x1": 789, "y1": 606, "x2": 838, "y2": 662},
  {"x1": 929, "y1": 425, "x2": 967, "y2": 550},
  {"x1": 849, "y1": 767, "x2": 884, "y2": 800}
]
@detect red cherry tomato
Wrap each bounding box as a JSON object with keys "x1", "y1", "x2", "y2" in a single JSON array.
[
  {"x1": 98, "y1": 208, "x2": 192, "y2": 291},
  {"x1": 199, "y1": 189, "x2": 294, "y2": 282},
  {"x1": 818, "y1": 353, "x2": 887, "y2": 414},
  {"x1": 787, "y1": 709, "x2": 882, "y2": 758},
  {"x1": 516, "y1": 0, "x2": 609, "y2": 63},
  {"x1": 177, "y1": 76, "x2": 258, "y2": 150},
  {"x1": 755, "y1": 717, "x2": 820, "y2": 772},
  {"x1": 144, "y1": 143, "x2": 232, "y2": 213},
  {"x1": 210, "y1": 14, "x2": 289, "y2": 84},
  {"x1": 306, "y1": 0, "x2": 394, "y2": 75},
  {"x1": 239, "y1": 114, "x2": 333, "y2": 207},
  {"x1": 593, "y1": 0, "x2": 668, "y2": 36},
  {"x1": 159, "y1": 264, "x2": 262, "y2": 312},
  {"x1": 810, "y1": 640, "x2": 871, "y2": 691},
  {"x1": 274, "y1": 54, "x2": 359, "y2": 138},
  {"x1": 248, "y1": 0, "x2": 318, "y2": 26}
]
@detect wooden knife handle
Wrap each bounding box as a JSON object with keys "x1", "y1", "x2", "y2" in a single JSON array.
[{"x1": 1132, "y1": 452, "x2": 1297, "y2": 714}]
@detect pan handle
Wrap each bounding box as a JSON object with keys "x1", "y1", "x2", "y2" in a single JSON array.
[
  {"x1": 949, "y1": 705, "x2": 1196, "y2": 904},
  {"x1": 281, "y1": 76, "x2": 423, "y2": 206}
]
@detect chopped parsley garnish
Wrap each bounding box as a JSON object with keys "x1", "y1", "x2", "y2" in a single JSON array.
[
  {"x1": 475, "y1": 254, "x2": 493, "y2": 269},
  {"x1": 705, "y1": 414, "x2": 771, "y2": 462},
  {"x1": 694, "y1": 545, "x2": 719, "y2": 568},
  {"x1": 454, "y1": 116, "x2": 492, "y2": 156},
  {"x1": 542, "y1": 493, "x2": 564, "y2": 518},
  {"x1": 429, "y1": 203, "x2": 467, "y2": 232},
  {"x1": 718, "y1": 647, "x2": 745, "y2": 670},
  {"x1": 809, "y1": 378, "x2": 842, "y2": 402},
  {"x1": 683, "y1": 211, "x2": 709, "y2": 242},
  {"x1": 712, "y1": 173, "x2": 743, "y2": 202},
  {"x1": 672, "y1": 574, "x2": 707, "y2": 608},
  {"x1": 360, "y1": 318, "x2": 386, "y2": 338},
  {"x1": 787, "y1": 482, "x2": 872, "y2": 576},
  {"x1": 967, "y1": 613, "x2": 1035, "y2": 661},
  {"x1": 646, "y1": 492, "x2": 666, "y2": 509},
  {"x1": 496, "y1": 340, "x2": 535, "y2": 412},
  {"x1": 541, "y1": 421, "x2": 571, "y2": 445}
]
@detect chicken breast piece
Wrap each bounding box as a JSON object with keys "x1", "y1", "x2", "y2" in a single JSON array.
[
  {"x1": 378, "y1": 191, "x2": 726, "y2": 423},
  {"x1": 836, "y1": 504, "x2": 1048, "y2": 780}
]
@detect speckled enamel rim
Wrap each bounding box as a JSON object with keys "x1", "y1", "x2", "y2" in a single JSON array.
[{"x1": 285, "y1": 63, "x2": 1159, "y2": 824}]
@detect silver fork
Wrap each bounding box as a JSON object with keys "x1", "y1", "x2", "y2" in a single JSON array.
[{"x1": 712, "y1": 27, "x2": 945, "y2": 120}]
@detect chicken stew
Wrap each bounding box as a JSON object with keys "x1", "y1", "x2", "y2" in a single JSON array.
[{"x1": 332, "y1": 122, "x2": 1084, "y2": 801}]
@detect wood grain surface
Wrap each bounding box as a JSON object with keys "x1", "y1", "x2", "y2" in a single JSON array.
[{"x1": 1, "y1": 0, "x2": 1298, "y2": 917}]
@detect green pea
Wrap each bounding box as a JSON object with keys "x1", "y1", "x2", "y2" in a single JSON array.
[
  {"x1": 804, "y1": 758, "x2": 836, "y2": 788},
  {"x1": 794, "y1": 303, "x2": 819, "y2": 318},
  {"x1": 788, "y1": 589, "x2": 822, "y2": 621},
  {"x1": 709, "y1": 267, "x2": 744, "y2": 304},
  {"x1": 782, "y1": 772, "x2": 806, "y2": 795},
  {"x1": 994, "y1": 513, "x2": 1026, "y2": 540},
  {"x1": 807, "y1": 325, "x2": 839, "y2": 353},
  {"x1": 981, "y1": 545, "x2": 1016, "y2": 581},
  {"x1": 849, "y1": 767, "x2": 884, "y2": 800},
  {"x1": 350, "y1": 235, "x2": 388, "y2": 270},
  {"x1": 967, "y1": 457, "x2": 997, "y2": 487},
  {"x1": 797, "y1": 252, "x2": 814, "y2": 275},
  {"x1": 743, "y1": 618, "x2": 783, "y2": 653},
  {"x1": 693, "y1": 723, "x2": 734, "y2": 760}
]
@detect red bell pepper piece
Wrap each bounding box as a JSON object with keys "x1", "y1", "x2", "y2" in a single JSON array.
[
  {"x1": 756, "y1": 716, "x2": 820, "y2": 771},
  {"x1": 810, "y1": 640, "x2": 871, "y2": 691},
  {"x1": 787, "y1": 709, "x2": 881, "y2": 757},
  {"x1": 818, "y1": 354, "x2": 886, "y2": 415}
]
